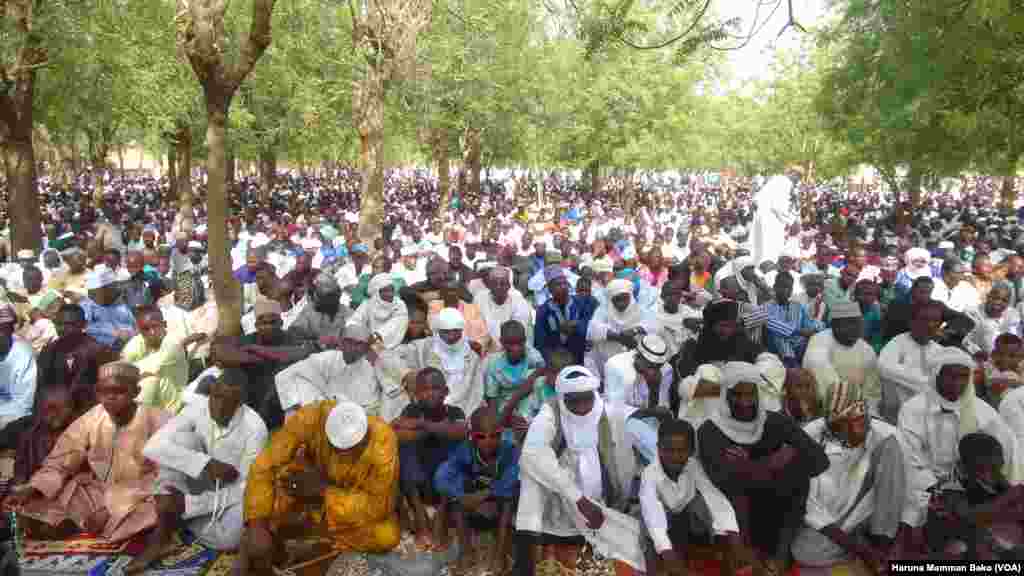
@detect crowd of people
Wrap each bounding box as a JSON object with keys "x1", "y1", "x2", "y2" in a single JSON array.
[{"x1": 0, "y1": 166, "x2": 1023, "y2": 576}]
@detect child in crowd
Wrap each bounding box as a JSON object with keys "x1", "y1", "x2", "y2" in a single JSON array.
[
  {"x1": 393, "y1": 367, "x2": 468, "y2": 550},
  {"x1": 496, "y1": 347, "x2": 573, "y2": 438},
  {"x1": 434, "y1": 406, "x2": 520, "y2": 574},
  {"x1": 640, "y1": 418, "x2": 740, "y2": 576},
  {"x1": 12, "y1": 387, "x2": 76, "y2": 485},
  {"x1": 483, "y1": 320, "x2": 546, "y2": 427},
  {"x1": 931, "y1": 433, "x2": 1024, "y2": 559},
  {"x1": 982, "y1": 333, "x2": 1024, "y2": 409}
]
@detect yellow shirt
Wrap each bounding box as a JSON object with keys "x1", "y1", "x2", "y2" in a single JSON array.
[
  {"x1": 244, "y1": 400, "x2": 400, "y2": 552},
  {"x1": 122, "y1": 334, "x2": 188, "y2": 414}
]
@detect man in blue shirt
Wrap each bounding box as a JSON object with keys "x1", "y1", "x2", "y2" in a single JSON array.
[
  {"x1": 233, "y1": 245, "x2": 266, "y2": 284},
  {"x1": 534, "y1": 265, "x2": 596, "y2": 366},
  {"x1": 79, "y1": 267, "x2": 135, "y2": 351}
]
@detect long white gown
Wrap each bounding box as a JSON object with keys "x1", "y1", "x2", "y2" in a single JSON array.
[{"x1": 751, "y1": 175, "x2": 798, "y2": 266}]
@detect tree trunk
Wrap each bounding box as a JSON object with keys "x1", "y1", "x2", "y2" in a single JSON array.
[
  {"x1": 463, "y1": 126, "x2": 481, "y2": 202},
  {"x1": 225, "y1": 145, "x2": 236, "y2": 192},
  {"x1": 205, "y1": 99, "x2": 243, "y2": 337},
  {"x1": 175, "y1": 125, "x2": 193, "y2": 230},
  {"x1": 355, "y1": 68, "x2": 386, "y2": 248},
  {"x1": 1003, "y1": 113, "x2": 1019, "y2": 211},
  {"x1": 117, "y1": 146, "x2": 125, "y2": 178},
  {"x1": 167, "y1": 144, "x2": 177, "y2": 198},
  {"x1": 259, "y1": 148, "x2": 275, "y2": 203},
  {"x1": 588, "y1": 159, "x2": 601, "y2": 196},
  {"x1": 434, "y1": 131, "x2": 450, "y2": 215},
  {"x1": 4, "y1": 135, "x2": 40, "y2": 254}
]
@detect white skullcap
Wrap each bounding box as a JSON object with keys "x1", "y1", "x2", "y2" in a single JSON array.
[
  {"x1": 938, "y1": 241, "x2": 955, "y2": 250},
  {"x1": 488, "y1": 266, "x2": 510, "y2": 281},
  {"x1": 325, "y1": 401, "x2": 369, "y2": 450},
  {"x1": 16, "y1": 249, "x2": 34, "y2": 260},
  {"x1": 830, "y1": 301, "x2": 862, "y2": 320},
  {"x1": 721, "y1": 361, "x2": 763, "y2": 391},
  {"x1": 187, "y1": 241, "x2": 203, "y2": 250},
  {"x1": 593, "y1": 258, "x2": 614, "y2": 274},
  {"x1": 476, "y1": 260, "x2": 498, "y2": 272},
  {"x1": 302, "y1": 238, "x2": 322, "y2": 250},
  {"x1": 368, "y1": 273, "x2": 393, "y2": 296},
  {"x1": 929, "y1": 346, "x2": 976, "y2": 382},
  {"x1": 249, "y1": 233, "x2": 270, "y2": 248},
  {"x1": 400, "y1": 245, "x2": 418, "y2": 257},
  {"x1": 555, "y1": 365, "x2": 600, "y2": 395},
  {"x1": 85, "y1": 267, "x2": 117, "y2": 290},
  {"x1": 580, "y1": 253, "x2": 594, "y2": 268},
  {"x1": 734, "y1": 255, "x2": 755, "y2": 271},
  {"x1": 695, "y1": 364, "x2": 722, "y2": 384},
  {"x1": 343, "y1": 323, "x2": 372, "y2": 342},
  {"x1": 637, "y1": 334, "x2": 669, "y2": 364},
  {"x1": 607, "y1": 278, "x2": 633, "y2": 298},
  {"x1": 436, "y1": 307, "x2": 465, "y2": 330},
  {"x1": 781, "y1": 245, "x2": 801, "y2": 260}
]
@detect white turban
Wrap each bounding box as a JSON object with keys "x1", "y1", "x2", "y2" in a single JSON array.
[
  {"x1": 555, "y1": 365, "x2": 601, "y2": 395},
  {"x1": 325, "y1": 401, "x2": 369, "y2": 450},
  {"x1": 928, "y1": 346, "x2": 979, "y2": 438},
  {"x1": 436, "y1": 307, "x2": 465, "y2": 331},
  {"x1": 85, "y1": 267, "x2": 117, "y2": 290},
  {"x1": 712, "y1": 361, "x2": 768, "y2": 444},
  {"x1": 755, "y1": 353, "x2": 786, "y2": 411},
  {"x1": 368, "y1": 273, "x2": 393, "y2": 297}
]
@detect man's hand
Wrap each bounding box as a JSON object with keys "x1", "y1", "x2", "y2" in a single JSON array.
[
  {"x1": 469, "y1": 340, "x2": 484, "y2": 357},
  {"x1": 461, "y1": 490, "x2": 489, "y2": 512},
  {"x1": 723, "y1": 446, "x2": 749, "y2": 463},
  {"x1": 766, "y1": 445, "x2": 797, "y2": 471},
  {"x1": 183, "y1": 332, "x2": 209, "y2": 347},
  {"x1": 507, "y1": 414, "x2": 530, "y2": 432},
  {"x1": 319, "y1": 335, "x2": 340, "y2": 349},
  {"x1": 575, "y1": 497, "x2": 605, "y2": 530},
  {"x1": 401, "y1": 372, "x2": 417, "y2": 396},
  {"x1": 3, "y1": 484, "x2": 41, "y2": 509},
  {"x1": 202, "y1": 459, "x2": 240, "y2": 484}
]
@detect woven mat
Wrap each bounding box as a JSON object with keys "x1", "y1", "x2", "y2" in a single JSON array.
[
  {"x1": 90, "y1": 530, "x2": 220, "y2": 576},
  {"x1": 22, "y1": 534, "x2": 147, "y2": 557}
]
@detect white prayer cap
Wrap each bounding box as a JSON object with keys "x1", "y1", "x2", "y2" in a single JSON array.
[
  {"x1": 695, "y1": 364, "x2": 722, "y2": 384},
  {"x1": 579, "y1": 253, "x2": 594, "y2": 268},
  {"x1": 302, "y1": 238, "x2": 322, "y2": 250},
  {"x1": 555, "y1": 365, "x2": 600, "y2": 395},
  {"x1": 325, "y1": 401, "x2": 369, "y2": 450},
  {"x1": 436, "y1": 307, "x2": 465, "y2": 330},
  {"x1": 637, "y1": 334, "x2": 669, "y2": 365},
  {"x1": 721, "y1": 361, "x2": 763, "y2": 391},
  {"x1": 607, "y1": 278, "x2": 632, "y2": 298},
  {"x1": 188, "y1": 241, "x2": 203, "y2": 250},
  {"x1": 781, "y1": 245, "x2": 801, "y2": 260},
  {"x1": 368, "y1": 273, "x2": 393, "y2": 295},
  {"x1": 345, "y1": 213, "x2": 359, "y2": 224},
  {"x1": 488, "y1": 266, "x2": 511, "y2": 281},
  {"x1": 249, "y1": 233, "x2": 271, "y2": 248},
  {"x1": 734, "y1": 255, "x2": 755, "y2": 271},
  {"x1": 85, "y1": 267, "x2": 117, "y2": 290},
  {"x1": 16, "y1": 249, "x2": 34, "y2": 260},
  {"x1": 400, "y1": 245, "x2": 418, "y2": 257},
  {"x1": 830, "y1": 301, "x2": 862, "y2": 320},
  {"x1": 621, "y1": 245, "x2": 638, "y2": 260},
  {"x1": 938, "y1": 241, "x2": 955, "y2": 250}
]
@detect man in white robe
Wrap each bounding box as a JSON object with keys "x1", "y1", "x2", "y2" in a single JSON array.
[
  {"x1": 586, "y1": 279, "x2": 656, "y2": 380},
  {"x1": 517, "y1": 365, "x2": 646, "y2": 571},
  {"x1": 132, "y1": 368, "x2": 267, "y2": 570},
  {"x1": 878, "y1": 301, "x2": 944, "y2": 424},
  {"x1": 751, "y1": 170, "x2": 801, "y2": 267},
  {"x1": 654, "y1": 281, "x2": 701, "y2": 360},
  {"x1": 791, "y1": 380, "x2": 904, "y2": 570},
  {"x1": 898, "y1": 347, "x2": 1020, "y2": 556},
  {"x1": 275, "y1": 325, "x2": 390, "y2": 418},
  {"x1": 476, "y1": 266, "x2": 533, "y2": 354},
  {"x1": 803, "y1": 301, "x2": 881, "y2": 416},
  {"x1": 347, "y1": 272, "x2": 409, "y2": 350},
  {"x1": 605, "y1": 335, "x2": 674, "y2": 465}
]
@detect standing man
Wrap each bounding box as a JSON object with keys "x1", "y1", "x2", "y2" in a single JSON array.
[{"x1": 752, "y1": 168, "x2": 802, "y2": 267}]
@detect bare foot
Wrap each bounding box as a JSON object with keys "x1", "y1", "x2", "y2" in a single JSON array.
[
  {"x1": 414, "y1": 532, "x2": 433, "y2": 552},
  {"x1": 124, "y1": 531, "x2": 177, "y2": 575}
]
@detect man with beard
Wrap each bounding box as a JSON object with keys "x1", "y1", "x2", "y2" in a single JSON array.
[
  {"x1": 476, "y1": 266, "x2": 532, "y2": 355},
  {"x1": 275, "y1": 325, "x2": 388, "y2": 419},
  {"x1": 287, "y1": 272, "x2": 351, "y2": 343},
  {"x1": 400, "y1": 258, "x2": 473, "y2": 311},
  {"x1": 803, "y1": 301, "x2": 881, "y2": 416},
  {"x1": 699, "y1": 362, "x2": 829, "y2": 576},
  {"x1": 49, "y1": 247, "x2": 88, "y2": 297},
  {"x1": 80, "y1": 267, "x2": 136, "y2": 351},
  {"x1": 791, "y1": 380, "x2": 905, "y2": 572},
  {"x1": 878, "y1": 301, "x2": 945, "y2": 424},
  {"x1": 36, "y1": 303, "x2": 117, "y2": 414}
]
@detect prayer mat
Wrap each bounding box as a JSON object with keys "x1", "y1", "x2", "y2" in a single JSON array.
[
  {"x1": 22, "y1": 534, "x2": 147, "y2": 557},
  {"x1": 89, "y1": 530, "x2": 219, "y2": 576},
  {"x1": 20, "y1": 553, "x2": 108, "y2": 576}
]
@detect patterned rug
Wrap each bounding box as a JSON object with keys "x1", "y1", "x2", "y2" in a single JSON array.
[
  {"x1": 89, "y1": 531, "x2": 220, "y2": 576},
  {"x1": 22, "y1": 534, "x2": 147, "y2": 557}
]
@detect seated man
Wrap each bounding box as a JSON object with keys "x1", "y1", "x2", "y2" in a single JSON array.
[
  {"x1": 802, "y1": 301, "x2": 881, "y2": 416},
  {"x1": 605, "y1": 334, "x2": 674, "y2": 466},
  {"x1": 0, "y1": 304, "x2": 36, "y2": 437},
  {"x1": 240, "y1": 401, "x2": 399, "y2": 574},
  {"x1": 791, "y1": 380, "x2": 905, "y2": 571},
  {"x1": 130, "y1": 368, "x2": 268, "y2": 572},
  {"x1": 122, "y1": 305, "x2": 205, "y2": 414},
  {"x1": 698, "y1": 362, "x2": 829, "y2": 575},
  {"x1": 4, "y1": 362, "x2": 171, "y2": 541}
]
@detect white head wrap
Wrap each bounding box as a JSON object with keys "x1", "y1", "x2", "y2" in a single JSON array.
[
  {"x1": 325, "y1": 401, "x2": 369, "y2": 450},
  {"x1": 904, "y1": 248, "x2": 932, "y2": 279},
  {"x1": 435, "y1": 307, "x2": 465, "y2": 331},
  {"x1": 755, "y1": 353, "x2": 786, "y2": 412},
  {"x1": 554, "y1": 366, "x2": 604, "y2": 501},
  {"x1": 928, "y1": 346, "x2": 978, "y2": 437},
  {"x1": 85, "y1": 267, "x2": 117, "y2": 290},
  {"x1": 711, "y1": 361, "x2": 768, "y2": 444},
  {"x1": 607, "y1": 278, "x2": 633, "y2": 298}
]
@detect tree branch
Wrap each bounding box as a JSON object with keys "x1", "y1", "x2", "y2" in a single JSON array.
[
  {"x1": 616, "y1": 0, "x2": 712, "y2": 50},
  {"x1": 227, "y1": 0, "x2": 278, "y2": 88}
]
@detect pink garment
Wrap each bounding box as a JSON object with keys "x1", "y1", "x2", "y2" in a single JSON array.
[
  {"x1": 428, "y1": 302, "x2": 489, "y2": 347},
  {"x1": 21, "y1": 405, "x2": 171, "y2": 541}
]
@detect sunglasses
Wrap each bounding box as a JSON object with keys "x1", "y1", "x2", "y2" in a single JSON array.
[{"x1": 471, "y1": 430, "x2": 503, "y2": 441}]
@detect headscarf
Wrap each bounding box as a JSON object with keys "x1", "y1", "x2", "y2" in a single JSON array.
[
  {"x1": 432, "y1": 307, "x2": 470, "y2": 382},
  {"x1": 904, "y1": 248, "x2": 932, "y2": 279},
  {"x1": 710, "y1": 361, "x2": 767, "y2": 444},
  {"x1": 555, "y1": 365, "x2": 604, "y2": 501},
  {"x1": 605, "y1": 278, "x2": 643, "y2": 329},
  {"x1": 928, "y1": 346, "x2": 978, "y2": 438},
  {"x1": 368, "y1": 273, "x2": 403, "y2": 323}
]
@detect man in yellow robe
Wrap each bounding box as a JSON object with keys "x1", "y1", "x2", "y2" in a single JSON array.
[{"x1": 240, "y1": 400, "x2": 399, "y2": 574}]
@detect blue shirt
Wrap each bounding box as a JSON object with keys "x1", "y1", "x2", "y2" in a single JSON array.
[
  {"x1": 233, "y1": 266, "x2": 259, "y2": 284},
  {"x1": 79, "y1": 298, "x2": 136, "y2": 350},
  {"x1": 765, "y1": 300, "x2": 822, "y2": 361},
  {"x1": 534, "y1": 295, "x2": 597, "y2": 366},
  {"x1": 433, "y1": 438, "x2": 520, "y2": 500}
]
